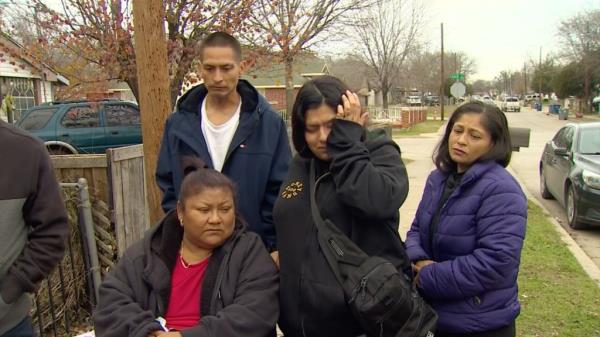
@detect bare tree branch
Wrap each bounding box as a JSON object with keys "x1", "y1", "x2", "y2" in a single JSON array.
[
  {"x1": 247, "y1": 0, "x2": 372, "y2": 112},
  {"x1": 355, "y1": 0, "x2": 424, "y2": 108}
]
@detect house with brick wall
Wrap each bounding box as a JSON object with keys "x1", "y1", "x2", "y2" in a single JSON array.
[{"x1": 244, "y1": 55, "x2": 330, "y2": 111}]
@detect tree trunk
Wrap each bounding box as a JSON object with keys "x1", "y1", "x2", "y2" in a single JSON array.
[
  {"x1": 169, "y1": 51, "x2": 196, "y2": 108},
  {"x1": 132, "y1": 0, "x2": 171, "y2": 224},
  {"x1": 382, "y1": 86, "x2": 389, "y2": 109},
  {"x1": 127, "y1": 78, "x2": 140, "y2": 104},
  {"x1": 285, "y1": 58, "x2": 295, "y2": 119},
  {"x1": 584, "y1": 61, "x2": 591, "y2": 114},
  {"x1": 170, "y1": 77, "x2": 183, "y2": 109}
]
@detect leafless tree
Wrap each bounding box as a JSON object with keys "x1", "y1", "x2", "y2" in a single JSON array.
[
  {"x1": 558, "y1": 9, "x2": 600, "y2": 112},
  {"x1": 329, "y1": 55, "x2": 375, "y2": 92},
  {"x1": 17, "y1": 0, "x2": 253, "y2": 106},
  {"x1": 403, "y1": 50, "x2": 476, "y2": 95},
  {"x1": 354, "y1": 0, "x2": 424, "y2": 108},
  {"x1": 471, "y1": 79, "x2": 493, "y2": 95},
  {"x1": 248, "y1": 0, "x2": 371, "y2": 113},
  {"x1": 450, "y1": 52, "x2": 476, "y2": 79}
]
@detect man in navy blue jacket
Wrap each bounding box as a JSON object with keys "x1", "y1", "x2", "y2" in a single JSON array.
[{"x1": 156, "y1": 32, "x2": 291, "y2": 256}]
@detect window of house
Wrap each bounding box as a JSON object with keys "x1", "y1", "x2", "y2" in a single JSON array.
[{"x1": 7, "y1": 78, "x2": 36, "y2": 121}]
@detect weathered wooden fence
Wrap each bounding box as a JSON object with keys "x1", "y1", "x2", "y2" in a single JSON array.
[
  {"x1": 51, "y1": 155, "x2": 109, "y2": 203},
  {"x1": 106, "y1": 144, "x2": 151, "y2": 256},
  {"x1": 51, "y1": 144, "x2": 151, "y2": 257},
  {"x1": 41, "y1": 146, "x2": 151, "y2": 336}
]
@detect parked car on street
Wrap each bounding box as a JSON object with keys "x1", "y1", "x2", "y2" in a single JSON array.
[
  {"x1": 425, "y1": 95, "x2": 440, "y2": 106},
  {"x1": 407, "y1": 95, "x2": 422, "y2": 106},
  {"x1": 539, "y1": 122, "x2": 600, "y2": 228},
  {"x1": 470, "y1": 95, "x2": 482, "y2": 102},
  {"x1": 16, "y1": 99, "x2": 142, "y2": 154},
  {"x1": 482, "y1": 95, "x2": 494, "y2": 105},
  {"x1": 501, "y1": 97, "x2": 521, "y2": 112}
]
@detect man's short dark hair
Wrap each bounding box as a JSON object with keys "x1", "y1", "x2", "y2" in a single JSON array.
[
  {"x1": 199, "y1": 32, "x2": 242, "y2": 62},
  {"x1": 433, "y1": 101, "x2": 512, "y2": 172}
]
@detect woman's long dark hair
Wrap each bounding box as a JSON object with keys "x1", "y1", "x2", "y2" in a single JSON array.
[
  {"x1": 433, "y1": 102, "x2": 512, "y2": 172},
  {"x1": 291, "y1": 75, "x2": 350, "y2": 157}
]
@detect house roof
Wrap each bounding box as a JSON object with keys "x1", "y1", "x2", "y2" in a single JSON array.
[
  {"x1": 0, "y1": 32, "x2": 69, "y2": 85},
  {"x1": 244, "y1": 55, "x2": 329, "y2": 88}
]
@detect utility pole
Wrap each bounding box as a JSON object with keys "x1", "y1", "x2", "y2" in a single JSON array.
[
  {"x1": 454, "y1": 52, "x2": 458, "y2": 75},
  {"x1": 440, "y1": 23, "x2": 445, "y2": 121},
  {"x1": 132, "y1": 0, "x2": 171, "y2": 224}
]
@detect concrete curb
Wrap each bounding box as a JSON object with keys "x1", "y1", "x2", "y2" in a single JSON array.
[{"x1": 507, "y1": 166, "x2": 600, "y2": 287}]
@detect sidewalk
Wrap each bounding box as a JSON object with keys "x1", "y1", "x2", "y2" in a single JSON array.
[{"x1": 395, "y1": 126, "x2": 444, "y2": 239}]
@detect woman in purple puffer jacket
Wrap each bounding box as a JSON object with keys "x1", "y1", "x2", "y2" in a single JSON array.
[{"x1": 406, "y1": 102, "x2": 527, "y2": 337}]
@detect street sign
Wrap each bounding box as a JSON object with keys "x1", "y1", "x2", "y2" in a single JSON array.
[
  {"x1": 450, "y1": 82, "x2": 466, "y2": 98},
  {"x1": 450, "y1": 73, "x2": 465, "y2": 81}
]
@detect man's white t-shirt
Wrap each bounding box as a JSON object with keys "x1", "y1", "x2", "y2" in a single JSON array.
[{"x1": 201, "y1": 98, "x2": 241, "y2": 172}]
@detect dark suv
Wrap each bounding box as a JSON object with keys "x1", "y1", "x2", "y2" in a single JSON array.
[{"x1": 16, "y1": 99, "x2": 142, "y2": 154}]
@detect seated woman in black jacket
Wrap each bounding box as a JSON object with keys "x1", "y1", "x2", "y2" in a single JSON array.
[
  {"x1": 94, "y1": 168, "x2": 279, "y2": 337},
  {"x1": 273, "y1": 75, "x2": 410, "y2": 337}
]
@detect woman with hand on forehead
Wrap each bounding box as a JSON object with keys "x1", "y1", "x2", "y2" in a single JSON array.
[
  {"x1": 406, "y1": 102, "x2": 527, "y2": 337},
  {"x1": 274, "y1": 75, "x2": 411, "y2": 337},
  {"x1": 94, "y1": 167, "x2": 279, "y2": 337}
]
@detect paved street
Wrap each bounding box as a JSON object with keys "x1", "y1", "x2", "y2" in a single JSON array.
[
  {"x1": 396, "y1": 131, "x2": 439, "y2": 239},
  {"x1": 396, "y1": 107, "x2": 600, "y2": 270},
  {"x1": 505, "y1": 107, "x2": 600, "y2": 269}
]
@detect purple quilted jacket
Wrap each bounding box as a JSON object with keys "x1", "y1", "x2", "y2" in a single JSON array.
[{"x1": 406, "y1": 161, "x2": 527, "y2": 334}]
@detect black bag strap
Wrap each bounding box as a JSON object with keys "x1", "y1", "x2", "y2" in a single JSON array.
[
  {"x1": 308, "y1": 159, "x2": 327, "y2": 228},
  {"x1": 308, "y1": 160, "x2": 367, "y2": 268},
  {"x1": 309, "y1": 159, "x2": 350, "y2": 287}
]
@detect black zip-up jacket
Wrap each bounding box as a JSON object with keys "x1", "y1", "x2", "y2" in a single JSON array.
[
  {"x1": 156, "y1": 80, "x2": 291, "y2": 251},
  {"x1": 93, "y1": 211, "x2": 279, "y2": 337},
  {"x1": 273, "y1": 120, "x2": 410, "y2": 337}
]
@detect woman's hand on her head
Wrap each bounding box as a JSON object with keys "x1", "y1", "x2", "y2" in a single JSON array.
[{"x1": 337, "y1": 90, "x2": 368, "y2": 127}]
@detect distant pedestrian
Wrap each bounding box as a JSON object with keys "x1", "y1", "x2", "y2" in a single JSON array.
[
  {"x1": 406, "y1": 102, "x2": 527, "y2": 337},
  {"x1": 95, "y1": 168, "x2": 279, "y2": 337},
  {"x1": 274, "y1": 75, "x2": 411, "y2": 337},
  {"x1": 0, "y1": 120, "x2": 69, "y2": 337}
]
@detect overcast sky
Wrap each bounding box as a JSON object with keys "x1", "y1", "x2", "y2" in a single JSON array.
[{"x1": 422, "y1": 0, "x2": 600, "y2": 81}]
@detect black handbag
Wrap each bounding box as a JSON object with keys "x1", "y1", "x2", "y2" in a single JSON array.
[{"x1": 309, "y1": 160, "x2": 437, "y2": 337}]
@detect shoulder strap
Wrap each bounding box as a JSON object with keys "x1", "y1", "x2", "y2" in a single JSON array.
[
  {"x1": 308, "y1": 159, "x2": 326, "y2": 229},
  {"x1": 308, "y1": 159, "x2": 347, "y2": 286},
  {"x1": 308, "y1": 160, "x2": 367, "y2": 268}
]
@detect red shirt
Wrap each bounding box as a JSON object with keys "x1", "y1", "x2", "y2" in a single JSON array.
[{"x1": 165, "y1": 253, "x2": 210, "y2": 331}]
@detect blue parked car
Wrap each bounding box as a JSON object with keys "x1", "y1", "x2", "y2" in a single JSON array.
[{"x1": 16, "y1": 99, "x2": 142, "y2": 154}]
